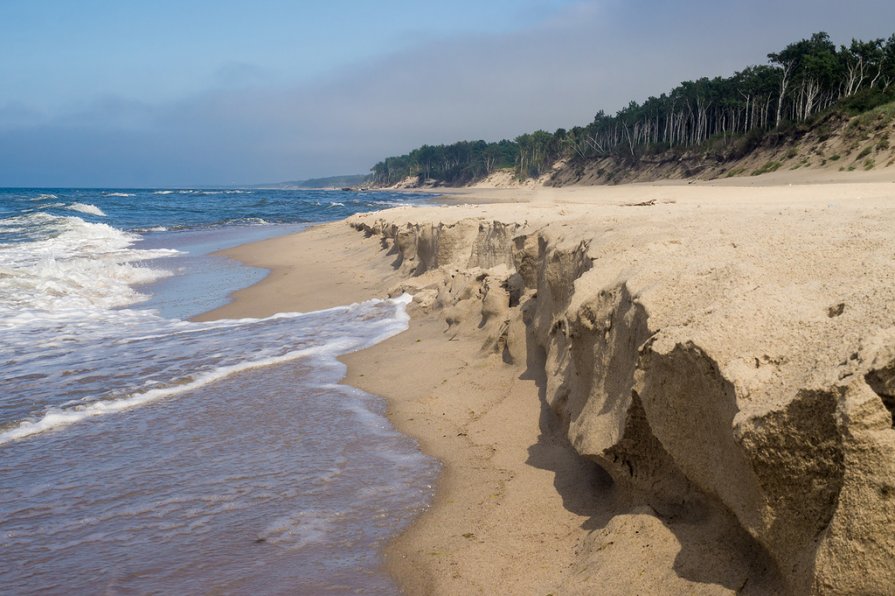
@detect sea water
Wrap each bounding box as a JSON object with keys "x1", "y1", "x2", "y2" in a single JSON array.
[{"x1": 0, "y1": 188, "x2": 439, "y2": 594}]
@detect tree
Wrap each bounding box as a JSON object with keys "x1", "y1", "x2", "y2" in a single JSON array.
[{"x1": 370, "y1": 31, "x2": 895, "y2": 186}]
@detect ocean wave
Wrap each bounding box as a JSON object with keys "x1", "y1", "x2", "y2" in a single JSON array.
[
  {"x1": 221, "y1": 217, "x2": 269, "y2": 226},
  {"x1": 31, "y1": 193, "x2": 58, "y2": 201},
  {"x1": 67, "y1": 203, "x2": 107, "y2": 217},
  {"x1": 0, "y1": 295, "x2": 411, "y2": 444},
  {"x1": 0, "y1": 211, "x2": 58, "y2": 227},
  {"x1": 0, "y1": 214, "x2": 177, "y2": 312},
  {"x1": 153, "y1": 190, "x2": 175, "y2": 195},
  {"x1": 0, "y1": 345, "x2": 331, "y2": 444},
  {"x1": 169, "y1": 189, "x2": 252, "y2": 196},
  {"x1": 104, "y1": 192, "x2": 134, "y2": 197},
  {"x1": 328, "y1": 202, "x2": 345, "y2": 208}
]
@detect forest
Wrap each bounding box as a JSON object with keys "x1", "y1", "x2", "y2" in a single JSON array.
[{"x1": 369, "y1": 32, "x2": 895, "y2": 185}]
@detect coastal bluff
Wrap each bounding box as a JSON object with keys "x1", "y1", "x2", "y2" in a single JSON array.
[{"x1": 347, "y1": 185, "x2": 895, "y2": 595}]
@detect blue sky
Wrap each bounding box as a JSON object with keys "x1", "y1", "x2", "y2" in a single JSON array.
[
  {"x1": 1, "y1": 0, "x2": 894, "y2": 186},
  {"x1": 1, "y1": 1, "x2": 572, "y2": 112}
]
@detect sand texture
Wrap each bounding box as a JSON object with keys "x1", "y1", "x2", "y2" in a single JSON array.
[{"x1": 215, "y1": 179, "x2": 895, "y2": 595}]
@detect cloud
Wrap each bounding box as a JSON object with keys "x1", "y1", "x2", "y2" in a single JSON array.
[
  {"x1": 2, "y1": 0, "x2": 895, "y2": 186},
  {"x1": 212, "y1": 62, "x2": 274, "y2": 88}
]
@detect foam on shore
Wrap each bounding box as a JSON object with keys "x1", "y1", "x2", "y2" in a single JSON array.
[{"x1": 1, "y1": 295, "x2": 410, "y2": 444}]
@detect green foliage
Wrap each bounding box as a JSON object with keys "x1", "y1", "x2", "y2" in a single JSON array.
[
  {"x1": 849, "y1": 102, "x2": 895, "y2": 139},
  {"x1": 840, "y1": 88, "x2": 895, "y2": 115},
  {"x1": 728, "y1": 128, "x2": 767, "y2": 160},
  {"x1": 515, "y1": 130, "x2": 562, "y2": 178},
  {"x1": 371, "y1": 31, "x2": 895, "y2": 185},
  {"x1": 370, "y1": 139, "x2": 518, "y2": 185},
  {"x1": 814, "y1": 117, "x2": 837, "y2": 141},
  {"x1": 857, "y1": 146, "x2": 873, "y2": 159},
  {"x1": 752, "y1": 161, "x2": 783, "y2": 176}
]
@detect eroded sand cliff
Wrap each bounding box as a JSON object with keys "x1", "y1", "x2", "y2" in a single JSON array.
[{"x1": 347, "y1": 188, "x2": 895, "y2": 594}]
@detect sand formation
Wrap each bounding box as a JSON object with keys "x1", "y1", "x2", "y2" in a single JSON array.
[{"x1": 348, "y1": 193, "x2": 895, "y2": 594}]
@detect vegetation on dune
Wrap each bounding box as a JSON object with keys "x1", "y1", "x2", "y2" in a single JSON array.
[
  {"x1": 371, "y1": 139, "x2": 518, "y2": 186},
  {"x1": 370, "y1": 32, "x2": 895, "y2": 186}
]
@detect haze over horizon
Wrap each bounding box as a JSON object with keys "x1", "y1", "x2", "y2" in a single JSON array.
[{"x1": 2, "y1": 0, "x2": 895, "y2": 187}]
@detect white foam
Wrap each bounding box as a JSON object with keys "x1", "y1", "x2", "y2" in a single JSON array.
[
  {"x1": 32, "y1": 193, "x2": 58, "y2": 201},
  {"x1": 66, "y1": 203, "x2": 106, "y2": 217},
  {"x1": 0, "y1": 213, "x2": 177, "y2": 312},
  {"x1": 104, "y1": 192, "x2": 134, "y2": 197},
  {"x1": 0, "y1": 346, "x2": 332, "y2": 444},
  {"x1": 258, "y1": 510, "x2": 334, "y2": 548},
  {"x1": 0, "y1": 295, "x2": 412, "y2": 443},
  {"x1": 226, "y1": 217, "x2": 269, "y2": 225},
  {"x1": 153, "y1": 190, "x2": 175, "y2": 195}
]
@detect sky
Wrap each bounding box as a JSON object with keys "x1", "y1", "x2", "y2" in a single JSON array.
[{"x1": 1, "y1": 0, "x2": 894, "y2": 187}]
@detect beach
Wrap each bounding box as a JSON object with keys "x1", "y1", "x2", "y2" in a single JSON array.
[
  {"x1": 201, "y1": 222, "x2": 605, "y2": 593},
  {"x1": 211, "y1": 176, "x2": 895, "y2": 595},
  {"x1": 7, "y1": 6, "x2": 895, "y2": 595}
]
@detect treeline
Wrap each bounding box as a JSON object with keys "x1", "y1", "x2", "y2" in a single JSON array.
[
  {"x1": 370, "y1": 32, "x2": 895, "y2": 185},
  {"x1": 371, "y1": 140, "x2": 518, "y2": 186}
]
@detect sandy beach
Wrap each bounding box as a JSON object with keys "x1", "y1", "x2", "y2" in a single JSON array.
[
  {"x1": 205, "y1": 174, "x2": 895, "y2": 595},
  {"x1": 9, "y1": 6, "x2": 895, "y2": 594}
]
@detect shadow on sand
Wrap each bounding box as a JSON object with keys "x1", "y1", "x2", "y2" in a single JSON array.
[{"x1": 520, "y1": 332, "x2": 782, "y2": 594}]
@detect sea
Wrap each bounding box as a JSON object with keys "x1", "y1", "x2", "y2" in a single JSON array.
[{"x1": 0, "y1": 188, "x2": 440, "y2": 594}]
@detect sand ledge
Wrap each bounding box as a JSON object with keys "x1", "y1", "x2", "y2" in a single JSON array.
[{"x1": 213, "y1": 182, "x2": 895, "y2": 595}]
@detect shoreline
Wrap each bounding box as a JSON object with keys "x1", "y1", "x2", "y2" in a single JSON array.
[
  {"x1": 194, "y1": 206, "x2": 608, "y2": 592},
  {"x1": 201, "y1": 177, "x2": 895, "y2": 594}
]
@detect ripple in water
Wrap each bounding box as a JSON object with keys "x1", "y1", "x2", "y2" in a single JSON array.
[{"x1": 0, "y1": 358, "x2": 437, "y2": 593}]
